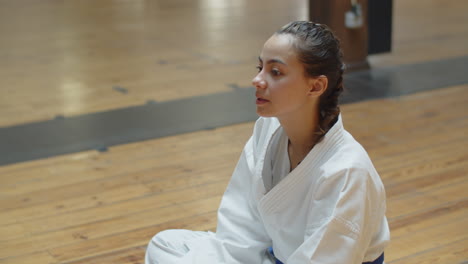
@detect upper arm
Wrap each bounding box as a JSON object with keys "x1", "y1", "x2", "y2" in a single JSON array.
[{"x1": 214, "y1": 121, "x2": 273, "y2": 262}]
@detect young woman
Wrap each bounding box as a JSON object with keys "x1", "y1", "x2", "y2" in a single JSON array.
[{"x1": 145, "y1": 21, "x2": 390, "y2": 264}]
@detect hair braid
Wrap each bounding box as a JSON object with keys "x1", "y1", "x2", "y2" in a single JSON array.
[
  {"x1": 277, "y1": 21, "x2": 345, "y2": 141},
  {"x1": 316, "y1": 68, "x2": 344, "y2": 141}
]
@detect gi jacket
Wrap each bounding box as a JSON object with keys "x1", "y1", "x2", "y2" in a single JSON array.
[{"x1": 179, "y1": 115, "x2": 390, "y2": 264}]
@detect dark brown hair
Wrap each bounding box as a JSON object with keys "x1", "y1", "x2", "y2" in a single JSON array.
[{"x1": 276, "y1": 21, "x2": 345, "y2": 140}]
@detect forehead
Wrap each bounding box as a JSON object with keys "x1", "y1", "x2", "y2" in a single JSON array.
[{"x1": 260, "y1": 34, "x2": 298, "y2": 64}]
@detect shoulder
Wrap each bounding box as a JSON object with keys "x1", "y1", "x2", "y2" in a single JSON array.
[
  {"x1": 314, "y1": 122, "x2": 384, "y2": 196},
  {"x1": 329, "y1": 132, "x2": 373, "y2": 170},
  {"x1": 321, "y1": 133, "x2": 377, "y2": 180},
  {"x1": 315, "y1": 115, "x2": 375, "y2": 176}
]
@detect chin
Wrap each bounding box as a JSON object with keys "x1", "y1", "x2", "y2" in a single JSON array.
[{"x1": 256, "y1": 109, "x2": 275, "y2": 117}]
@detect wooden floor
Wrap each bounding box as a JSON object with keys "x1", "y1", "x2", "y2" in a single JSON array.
[{"x1": 0, "y1": 0, "x2": 467, "y2": 263}]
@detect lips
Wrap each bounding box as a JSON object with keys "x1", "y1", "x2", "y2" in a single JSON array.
[{"x1": 256, "y1": 97, "x2": 270, "y2": 105}]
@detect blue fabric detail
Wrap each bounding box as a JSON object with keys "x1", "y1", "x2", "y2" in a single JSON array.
[
  {"x1": 267, "y1": 247, "x2": 384, "y2": 264},
  {"x1": 363, "y1": 253, "x2": 384, "y2": 264},
  {"x1": 267, "y1": 247, "x2": 284, "y2": 264}
]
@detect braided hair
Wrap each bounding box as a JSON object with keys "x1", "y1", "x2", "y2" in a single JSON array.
[{"x1": 276, "y1": 21, "x2": 345, "y2": 141}]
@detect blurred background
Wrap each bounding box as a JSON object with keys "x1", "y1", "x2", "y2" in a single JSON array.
[{"x1": 0, "y1": 0, "x2": 467, "y2": 263}]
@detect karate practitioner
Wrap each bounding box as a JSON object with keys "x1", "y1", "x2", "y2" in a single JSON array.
[{"x1": 145, "y1": 21, "x2": 390, "y2": 264}]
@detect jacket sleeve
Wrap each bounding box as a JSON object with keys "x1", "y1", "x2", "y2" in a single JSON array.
[
  {"x1": 176, "y1": 119, "x2": 274, "y2": 264},
  {"x1": 215, "y1": 135, "x2": 273, "y2": 263},
  {"x1": 286, "y1": 167, "x2": 385, "y2": 264}
]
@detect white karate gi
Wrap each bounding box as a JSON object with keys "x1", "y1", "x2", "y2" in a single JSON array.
[{"x1": 146, "y1": 115, "x2": 390, "y2": 264}]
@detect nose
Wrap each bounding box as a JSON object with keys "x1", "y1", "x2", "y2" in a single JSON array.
[{"x1": 252, "y1": 73, "x2": 267, "y2": 89}]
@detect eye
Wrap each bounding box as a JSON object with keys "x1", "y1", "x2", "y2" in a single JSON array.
[
  {"x1": 271, "y1": 68, "x2": 282, "y2": 76},
  {"x1": 256, "y1": 66, "x2": 263, "y2": 72}
]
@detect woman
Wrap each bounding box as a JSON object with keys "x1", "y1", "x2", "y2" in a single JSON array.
[{"x1": 145, "y1": 21, "x2": 390, "y2": 264}]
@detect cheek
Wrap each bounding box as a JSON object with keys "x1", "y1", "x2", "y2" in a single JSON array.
[
  {"x1": 269, "y1": 82, "x2": 288, "y2": 101},
  {"x1": 271, "y1": 78, "x2": 300, "y2": 97},
  {"x1": 271, "y1": 77, "x2": 291, "y2": 90}
]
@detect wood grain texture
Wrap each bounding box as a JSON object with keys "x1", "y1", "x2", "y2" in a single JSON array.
[
  {"x1": 0, "y1": 0, "x2": 467, "y2": 263},
  {"x1": 1, "y1": 0, "x2": 467, "y2": 127},
  {"x1": 1, "y1": 85, "x2": 466, "y2": 263}
]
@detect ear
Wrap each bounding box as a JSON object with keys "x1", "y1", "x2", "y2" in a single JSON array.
[{"x1": 307, "y1": 75, "x2": 328, "y2": 97}]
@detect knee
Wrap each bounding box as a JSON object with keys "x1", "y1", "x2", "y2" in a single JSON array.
[
  {"x1": 148, "y1": 229, "x2": 196, "y2": 252},
  {"x1": 146, "y1": 231, "x2": 166, "y2": 252},
  {"x1": 146, "y1": 230, "x2": 173, "y2": 264},
  {"x1": 150, "y1": 230, "x2": 177, "y2": 247},
  {"x1": 146, "y1": 229, "x2": 189, "y2": 264}
]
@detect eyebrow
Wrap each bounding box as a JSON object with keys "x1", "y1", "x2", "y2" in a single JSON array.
[{"x1": 258, "y1": 56, "x2": 287, "y2": 65}]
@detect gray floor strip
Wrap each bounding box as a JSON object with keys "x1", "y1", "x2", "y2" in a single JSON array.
[{"x1": 1, "y1": 56, "x2": 467, "y2": 166}]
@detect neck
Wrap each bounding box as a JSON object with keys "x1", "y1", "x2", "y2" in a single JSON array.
[{"x1": 278, "y1": 110, "x2": 321, "y2": 168}]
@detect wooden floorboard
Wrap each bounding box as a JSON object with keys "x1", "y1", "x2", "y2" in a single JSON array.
[
  {"x1": 0, "y1": 0, "x2": 467, "y2": 127},
  {"x1": 1, "y1": 0, "x2": 467, "y2": 263},
  {"x1": 0, "y1": 85, "x2": 466, "y2": 263}
]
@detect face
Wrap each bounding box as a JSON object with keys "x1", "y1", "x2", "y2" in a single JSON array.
[{"x1": 252, "y1": 34, "x2": 316, "y2": 119}]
